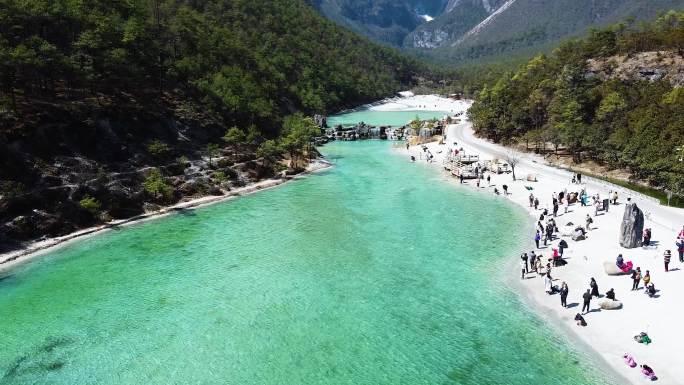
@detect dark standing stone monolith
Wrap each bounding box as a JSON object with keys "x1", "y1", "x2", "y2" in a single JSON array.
[{"x1": 619, "y1": 203, "x2": 644, "y2": 248}]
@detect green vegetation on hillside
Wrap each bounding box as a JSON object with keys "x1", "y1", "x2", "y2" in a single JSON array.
[
  {"x1": 0, "y1": 0, "x2": 423, "y2": 137},
  {"x1": 469, "y1": 11, "x2": 684, "y2": 193},
  {"x1": 0, "y1": 0, "x2": 429, "y2": 246}
]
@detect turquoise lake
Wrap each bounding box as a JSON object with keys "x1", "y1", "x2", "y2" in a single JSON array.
[
  {"x1": 0, "y1": 139, "x2": 617, "y2": 384},
  {"x1": 326, "y1": 109, "x2": 447, "y2": 127}
]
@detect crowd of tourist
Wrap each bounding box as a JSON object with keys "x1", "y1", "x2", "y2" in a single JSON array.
[{"x1": 517, "y1": 176, "x2": 684, "y2": 382}]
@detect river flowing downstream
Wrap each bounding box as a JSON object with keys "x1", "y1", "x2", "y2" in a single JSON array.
[{"x1": 0, "y1": 136, "x2": 616, "y2": 384}]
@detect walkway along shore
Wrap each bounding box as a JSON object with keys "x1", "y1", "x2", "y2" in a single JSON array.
[
  {"x1": 0, "y1": 159, "x2": 332, "y2": 273},
  {"x1": 411, "y1": 112, "x2": 684, "y2": 385}
]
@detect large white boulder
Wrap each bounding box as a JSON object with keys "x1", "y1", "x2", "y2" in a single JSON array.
[{"x1": 599, "y1": 299, "x2": 623, "y2": 310}]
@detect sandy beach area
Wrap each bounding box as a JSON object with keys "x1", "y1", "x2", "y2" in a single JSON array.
[
  {"x1": 0, "y1": 159, "x2": 332, "y2": 273},
  {"x1": 403, "y1": 98, "x2": 684, "y2": 384},
  {"x1": 369, "y1": 93, "x2": 470, "y2": 113}
]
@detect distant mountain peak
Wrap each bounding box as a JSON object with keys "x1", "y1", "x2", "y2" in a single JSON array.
[
  {"x1": 452, "y1": 0, "x2": 517, "y2": 46},
  {"x1": 313, "y1": 0, "x2": 684, "y2": 64}
]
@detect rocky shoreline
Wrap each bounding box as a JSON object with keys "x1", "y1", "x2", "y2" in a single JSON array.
[{"x1": 0, "y1": 159, "x2": 331, "y2": 272}]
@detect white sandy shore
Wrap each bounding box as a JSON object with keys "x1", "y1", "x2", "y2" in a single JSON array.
[
  {"x1": 369, "y1": 93, "x2": 470, "y2": 113},
  {"x1": 0, "y1": 160, "x2": 332, "y2": 273},
  {"x1": 404, "y1": 99, "x2": 684, "y2": 384}
]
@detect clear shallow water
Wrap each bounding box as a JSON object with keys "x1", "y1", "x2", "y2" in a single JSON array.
[
  {"x1": 0, "y1": 142, "x2": 615, "y2": 385},
  {"x1": 327, "y1": 109, "x2": 447, "y2": 127}
]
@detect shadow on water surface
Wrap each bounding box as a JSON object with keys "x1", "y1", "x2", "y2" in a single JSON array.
[
  {"x1": 2, "y1": 337, "x2": 73, "y2": 383},
  {"x1": 171, "y1": 207, "x2": 197, "y2": 216}
]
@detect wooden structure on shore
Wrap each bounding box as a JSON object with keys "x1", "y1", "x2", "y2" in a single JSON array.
[{"x1": 444, "y1": 153, "x2": 480, "y2": 179}]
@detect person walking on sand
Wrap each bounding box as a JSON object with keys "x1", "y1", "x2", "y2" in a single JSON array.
[
  {"x1": 406, "y1": 142, "x2": 410, "y2": 150},
  {"x1": 676, "y1": 238, "x2": 684, "y2": 263},
  {"x1": 530, "y1": 251, "x2": 537, "y2": 272},
  {"x1": 585, "y1": 214, "x2": 593, "y2": 231},
  {"x1": 529, "y1": 193, "x2": 534, "y2": 207},
  {"x1": 632, "y1": 267, "x2": 642, "y2": 290},
  {"x1": 521, "y1": 258, "x2": 527, "y2": 279},
  {"x1": 558, "y1": 239, "x2": 568, "y2": 257},
  {"x1": 521, "y1": 253, "x2": 529, "y2": 273},
  {"x1": 487, "y1": 175, "x2": 491, "y2": 186},
  {"x1": 590, "y1": 278, "x2": 599, "y2": 298},
  {"x1": 534, "y1": 197, "x2": 539, "y2": 210},
  {"x1": 502, "y1": 184, "x2": 508, "y2": 195},
  {"x1": 536, "y1": 256, "x2": 543, "y2": 274},
  {"x1": 582, "y1": 289, "x2": 592, "y2": 314},
  {"x1": 612, "y1": 191, "x2": 618, "y2": 205},
  {"x1": 664, "y1": 250, "x2": 671, "y2": 272},
  {"x1": 535, "y1": 230, "x2": 541, "y2": 249},
  {"x1": 560, "y1": 282, "x2": 569, "y2": 307}
]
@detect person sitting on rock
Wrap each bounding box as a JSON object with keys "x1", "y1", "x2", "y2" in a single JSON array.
[{"x1": 616, "y1": 254, "x2": 624, "y2": 268}]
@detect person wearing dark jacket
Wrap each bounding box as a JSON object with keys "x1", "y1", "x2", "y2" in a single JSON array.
[
  {"x1": 590, "y1": 277, "x2": 600, "y2": 298},
  {"x1": 606, "y1": 288, "x2": 616, "y2": 300},
  {"x1": 582, "y1": 289, "x2": 592, "y2": 314},
  {"x1": 560, "y1": 282, "x2": 569, "y2": 307},
  {"x1": 631, "y1": 267, "x2": 641, "y2": 290},
  {"x1": 558, "y1": 239, "x2": 568, "y2": 256},
  {"x1": 529, "y1": 251, "x2": 537, "y2": 272}
]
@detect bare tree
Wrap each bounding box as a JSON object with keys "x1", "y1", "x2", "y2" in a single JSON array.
[{"x1": 505, "y1": 152, "x2": 520, "y2": 181}]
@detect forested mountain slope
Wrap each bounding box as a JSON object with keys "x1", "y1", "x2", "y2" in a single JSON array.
[
  {"x1": 0, "y1": 0, "x2": 425, "y2": 248},
  {"x1": 469, "y1": 11, "x2": 684, "y2": 193}
]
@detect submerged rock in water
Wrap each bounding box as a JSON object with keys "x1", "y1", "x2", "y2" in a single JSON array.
[{"x1": 619, "y1": 203, "x2": 644, "y2": 248}]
